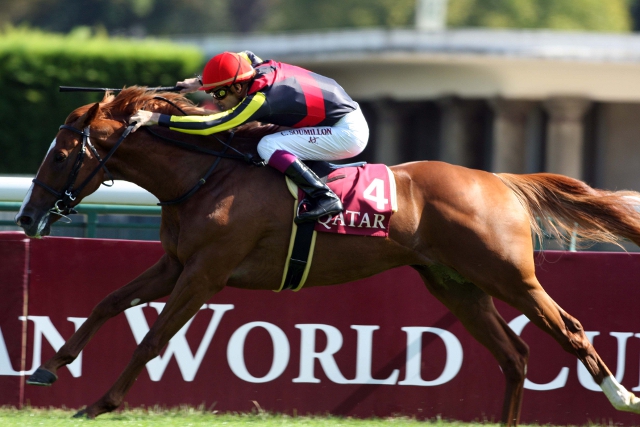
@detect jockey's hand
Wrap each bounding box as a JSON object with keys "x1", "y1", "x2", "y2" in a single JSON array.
[
  {"x1": 176, "y1": 77, "x2": 202, "y2": 94},
  {"x1": 129, "y1": 110, "x2": 160, "y2": 132}
]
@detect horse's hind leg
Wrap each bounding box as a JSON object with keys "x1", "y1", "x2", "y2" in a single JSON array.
[
  {"x1": 497, "y1": 277, "x2": 640, "y2": 414},
  {"x1": 414, "y1": 266, "x2": 529, "y2": 426},
  {"x1": 27, "y1": 254, "x2": 182, "y2": 386},
  {"x1": 455, "y1": 224, "x2": 640, "y2": 415},
  {"x1": 454, "y1": 244, "x2": 640, "y2": 414}
]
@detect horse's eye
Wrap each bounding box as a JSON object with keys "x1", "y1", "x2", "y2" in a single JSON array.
[{"x1": 54, "y1": 152, "x2": 67, "y2": 163}]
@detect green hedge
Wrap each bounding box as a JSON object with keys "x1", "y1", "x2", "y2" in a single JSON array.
[{"x1": 0, "y1": 28, "x2": 203, "y2": 174}]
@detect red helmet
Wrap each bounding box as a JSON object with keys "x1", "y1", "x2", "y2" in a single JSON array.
[{"x1": 199, "y1": 52, "x2": 255, "y2": 90}]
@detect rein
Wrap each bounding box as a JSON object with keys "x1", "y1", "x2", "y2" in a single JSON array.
[
  {"x1": 147, "y1": 125, "x2": 265, "y2": 205},
  {"x1": 144, "y1": 96, "x2": 265, "y2": 205},
  {"x1": 151, "y1": 128, "x2": 233, "y2": 206},
  {"x1": 147, "y1": 96, "x2": 261, "y2": 164}
]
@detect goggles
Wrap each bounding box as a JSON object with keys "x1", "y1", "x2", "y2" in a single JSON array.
[{"x1": 206, "y1": 86, "x2": 230, "y2": 100}]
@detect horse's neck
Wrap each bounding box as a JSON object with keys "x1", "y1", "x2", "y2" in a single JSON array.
[{"x1": 106, "y1": 129, "x2": 247, "y2": 204}]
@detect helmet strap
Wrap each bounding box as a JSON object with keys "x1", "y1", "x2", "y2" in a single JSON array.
[{"x1": 230, "y1": 55, "x2": 242, "y2": 86}]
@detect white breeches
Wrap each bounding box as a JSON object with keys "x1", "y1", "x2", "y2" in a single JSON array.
[{"x1": 257, "y1": 104, "x2": 369, "y2": 163}]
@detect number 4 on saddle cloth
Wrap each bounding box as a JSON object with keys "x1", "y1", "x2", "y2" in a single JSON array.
[{"x1": 278, "y1": 161, "x2": 398, "y2": 292}]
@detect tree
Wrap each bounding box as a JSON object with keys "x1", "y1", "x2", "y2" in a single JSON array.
[
  {"x1": 0, "y1": 0, "x2": 234, "y2": 36},
  {"x1": 262, "y1": 0, "x2": 416, "y2": 32},
  {"x1": 447, "y1": 0, "x2": 632, "y2": 32},
  {"x1": 0, "y1": 0, "x2": 635, "y2": 35},
  {"x1": 0, "y1": 0, "x2": 418, "y2": 35}
]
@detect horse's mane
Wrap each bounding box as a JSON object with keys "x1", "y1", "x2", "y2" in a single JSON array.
[
  {"x1": 67, "y1": 86, "x2": 285, "y2": 139},
  {"x1": 101, "y1": 86, "x2": 205, "y2": 118}
]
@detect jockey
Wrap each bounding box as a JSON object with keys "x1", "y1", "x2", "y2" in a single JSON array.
[{"x1": 130, "y1": 51, "x2": 369, "y2": 224}]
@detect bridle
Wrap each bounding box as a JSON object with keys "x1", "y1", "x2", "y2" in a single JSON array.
[
  {"x1": 32, "y1": 124, "x2": 133, "y2": 220},
  {"x1": 31, "y1": 96, "x2": 265, "y2": 221}
]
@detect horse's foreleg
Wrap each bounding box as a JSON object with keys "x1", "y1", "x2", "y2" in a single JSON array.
[
  {"x1": 501, "y1": 281, "x2": 640, "y2": 414},
  {"x1": 415, "y1": 267, "x2": 529, "y2": 426},
  {"x1": 75, "y1": 261, "x2": 224, "y2": 419},
  {"x1": 28, "y1": 254, "x2": 182, "y2": 386}
]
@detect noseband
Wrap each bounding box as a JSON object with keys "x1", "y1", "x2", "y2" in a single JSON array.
[{"x1": 32, "y1": 124, "x2": 134, "y2": 219}]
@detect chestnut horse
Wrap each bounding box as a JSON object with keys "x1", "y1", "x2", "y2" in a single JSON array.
[{"x1": 15, "y1": 87, "x2": 640, "y2": 424}]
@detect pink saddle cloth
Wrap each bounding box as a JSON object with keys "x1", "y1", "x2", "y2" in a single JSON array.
[{"x1": 297, "y1": 164, "x2": 397, "y2": 237}]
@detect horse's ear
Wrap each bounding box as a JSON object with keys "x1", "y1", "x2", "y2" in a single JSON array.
[{"x1": 75, "y1": 102, "x2": 101, "y2": 128}]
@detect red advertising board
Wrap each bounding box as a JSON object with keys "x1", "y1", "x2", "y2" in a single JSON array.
[
  {"x1": 1, "y1": 231, "x2": 639, "y2": 425},
  {"x1": 0, "y1": 233, "x2": 29, "y2": 408}
]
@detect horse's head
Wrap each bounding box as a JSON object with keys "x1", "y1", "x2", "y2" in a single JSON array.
[
  {"x1": 16, "y1": 87, "x2": 209, "y2": 238},
  {"x1": 15, "y1": 95, "x2": 121, "y2": 238}
]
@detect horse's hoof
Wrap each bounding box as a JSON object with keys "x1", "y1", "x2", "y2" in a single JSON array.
[
  {"x1": 26, "y1": 368, "x2": 58, "y2": 386},
  {"x1": 72, "y1": 409, "x2": 88, "y2": 419}
]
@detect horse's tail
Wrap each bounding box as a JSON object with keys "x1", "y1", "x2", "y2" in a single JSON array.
[{"x1": 497, "y1": 172, "x2": 640, "y2": 248}]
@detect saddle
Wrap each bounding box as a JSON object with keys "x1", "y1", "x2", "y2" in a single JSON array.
[
  {"x1": 279, "y1": 160, "x2": 397, "y2": 292},
  {"x1": 278, "y1": 160, "x2": 366, "y2": 292},
  {"x1": 303, "y1": 160, "x2": 367, "y2": 180}
]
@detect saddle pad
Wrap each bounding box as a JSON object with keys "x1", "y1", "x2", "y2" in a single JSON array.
[{"x1": 295, "y1": 164, "x2": 398, "y2": 237}]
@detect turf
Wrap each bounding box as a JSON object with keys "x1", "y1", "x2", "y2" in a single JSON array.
[{"x1": 0, "y1": 407, "x2": 499, "y2": 427}]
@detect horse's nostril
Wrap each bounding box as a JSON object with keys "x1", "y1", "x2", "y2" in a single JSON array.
[{"x1": 17, "y1": 215, "x2": 34, "y2": 227}]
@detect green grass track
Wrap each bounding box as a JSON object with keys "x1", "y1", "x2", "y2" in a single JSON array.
[{"x1": 0, "y1": 407, "x2": 507, "y2": 427}]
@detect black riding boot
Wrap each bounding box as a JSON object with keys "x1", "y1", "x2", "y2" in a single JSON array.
[{"x1": 284, "y1": 159, "x2": 343, "y2": 223}]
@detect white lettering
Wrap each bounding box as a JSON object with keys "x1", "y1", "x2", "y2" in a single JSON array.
[
  {"x1": 227, "y1": 322, "x2": 290, "y2": 383},
  {"x1": 398, "y1": 327, "x2": 463, "y2": 386},
  {"x1": 363, "y1": 178, "x2": 388, "y2": 210},
  {"x1": 508, "y1": 315, "x2": 568, "y2": 390},
  {"x1": 510, "y1": 315, "x2": 636, "y2": 391},
  {"x1": 351, "y1": 325, "x2": 399, "y2": 384},
  {"x1": 124, "y1": 303, "x2": 234, "y2": 381},
  {"x1": 317, "y1": 215, "x2": 333, "y2": 230},
  {"x1": 293, "y1": 324, "x2": 350, "y2": 384},
  {"x1": 373, "y1": 214, "x2": 385, "y2": 229},
  {"x1": 358, "y1": 213, "x2": 371, "y2": 228},
  {"x1": 332, "y1": 212, "x2": 346, "y2": 226},
  {"x1": 0, "y1": 327, "x2": 18, "y2": 375},
  {"x1": 345, "y1": 210, "x2": 360, "y2": 226},
  {"x1": 1, "y1": 316, "x2": 87, "y2": 377}
]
